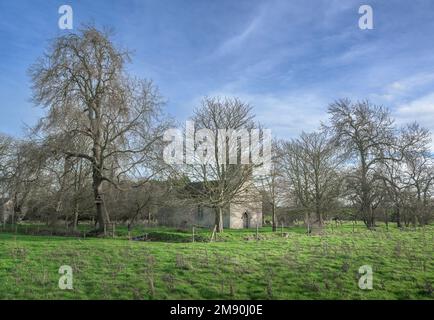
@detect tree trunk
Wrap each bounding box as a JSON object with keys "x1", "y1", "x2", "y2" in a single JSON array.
[
  {"x1": 370, "y1": 207, "x2": 375, "y2": 229},
  {"x1": 91, "y1": 101, "x2": 107, "y2": 233},
  {"x1": 51, "y1": 199, "x2": 62, "y2": 227},
  {"x1": 271, "y1": 202, "x2": 276, "y2": 232},
  {"x1": 315, "y1": 202, "x2": 323, "y2": 227},
  {"x1": 305, "y1": 212, "x2": 311, "y2": 235},
  {"x1": 385, "y1": 209, "x2": 389, "y2": 230},
  {"x1": 51, "y1": 159, "x2": 72, "y2": 227},
  {"x1": 395, "y1": 207, "x2": 401, "y2": 228},
  {"x1": 92, "y1": 170, "x2": 105, "y2": 231},
  {"x1": 12, "y1": 203, "x2": 21, "y2": 225},
  {"x1": 362, "y1": 205, "x2": 375, "y2": 229},
  {"x1": 215, "y1": 207, "x2": 223, "y2": 233},
  {"x1": 73, "y1": 202, "x2": 79, "y2": 231},
  {"x1": 73, "y1": 159, "x2": 83, "y2": 231},
  {"x1": 11, "y1": 193, "x2": 20, "y2": 225},
  {"x1": 360, "y1": 157, "x2": 375, "y2": 229}
]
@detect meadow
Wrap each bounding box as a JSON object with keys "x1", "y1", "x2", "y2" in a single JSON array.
[{"x1": 0, "y1": 223, "x2": 432, "y2": 300}]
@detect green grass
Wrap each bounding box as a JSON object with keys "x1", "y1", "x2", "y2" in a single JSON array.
[{"x1": 0, "y1": 223, "x2": 432, "y2": 300}]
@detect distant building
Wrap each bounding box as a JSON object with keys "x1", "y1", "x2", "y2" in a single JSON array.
[
  {"x1": 0, "y1": 198, "x2": 13, "y2": 224},
  {"x1": 156, "y1": 181, "x2": 263, "y2": 229}
]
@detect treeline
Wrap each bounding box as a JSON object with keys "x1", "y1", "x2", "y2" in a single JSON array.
[
  {"x1": 264, "y1": 101, "x2": 433, "y2": 230},
  {"x1": 0, "y1": 26, "x2": 432, "y2": 233}
]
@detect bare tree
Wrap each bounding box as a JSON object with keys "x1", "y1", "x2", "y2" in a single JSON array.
[
  {"x1": 0, "y1": 134, "x2": 12, "y2": 193},
  {"x1": 70, "y1": 158, "x2": 91, "y2": 230},
  {"x1": 281, "y1": 131, "x2": 343, "y2": 231},
  {"x1": 400, "y1": 123, "x2": 433, "y2": 225},
  {"x1": 29, "y1": 26, "x2": 168, "y2": 232},
  {"x1": 1, "y1": 139, "x2": 46, "y2": 223},
  {"x1": 256, "y1": 140, "x2": 284, "y2": 231},
  {"x1": 377, "y1": 152, "x2": 407, "y2": 228},
  {"x1": 174, "y1": 97, "x2": 263, "y2": 233},
  {"x1": 105, "y1": 180, "x2": 169, "y2": 229},
  {"x1": 378, "y1": 123, "x2": 433, "y2": 227},
  {"x1": 327, "y1": 100, "x2": 397, "y2": 229}
]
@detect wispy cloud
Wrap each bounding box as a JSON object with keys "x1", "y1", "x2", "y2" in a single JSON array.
[
  {"x1": 394, "y1": 92, "x2": 434, "y2": 148},
  {"x1": 197, "y1": 87, "x2": 329, "y2": 139},
  {"x1": 215, "y1": 13, "x2": 264, "y2": 57},
  {"x1": 395, "y1": 92, "x2": 434, "y2": 126},
  {"x1": 386, "y1": 72, "x2": 434, "y2": 96}
]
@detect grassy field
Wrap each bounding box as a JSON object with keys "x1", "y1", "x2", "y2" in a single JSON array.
[{"x1": 0, "y1": 223, "x2": 433, "y2": 300}]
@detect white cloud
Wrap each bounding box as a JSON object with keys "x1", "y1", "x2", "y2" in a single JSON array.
[
  {"x1": 199, "y1": 88, "x2": 329, "y2": 140},
  {"x1": 395, "y1": 92, "x2": 434, "y2": 125},
  {"x1": 395, "y1": 92, "x2": 434, "y2": 149},
  {"x1": 368, "y1": 72, "x2": 434, "y2": 106},
  {"x1": 386, "y1": 72, "x2": 434, "y2": 95}
]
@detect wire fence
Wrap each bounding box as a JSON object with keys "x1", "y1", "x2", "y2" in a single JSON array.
[{"x1": 0, "y1": 221, "x2": 298, "y2": 242}]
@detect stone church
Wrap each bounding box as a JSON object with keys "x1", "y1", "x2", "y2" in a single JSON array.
[
  {"x1": 0, "y1": 198, "x2": 13, "y2": 224},
  {"x1": 156, "y1": 182, "x2": 263, "y2": 229}
]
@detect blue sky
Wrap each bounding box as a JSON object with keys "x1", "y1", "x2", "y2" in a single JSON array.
[{"x1": 1, "y1": 0, "x2": 434, "y2": 145}]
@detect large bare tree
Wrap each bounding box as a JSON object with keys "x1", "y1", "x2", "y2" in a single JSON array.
[
  {"x1": 30, "y1": 26, "x2": 168, "y2": 231},
  {"x1": 174, "y1": 97, "x2": 263, "y2": 233},
  {"x1": 399, "y1": 123, "x2": 433, "y2": 225},
  {"x1": 378, "y1": 123, "x2": 433, "y2": 227},
  {"x1": 327, "y1": 100, "x2": 433, "y2": 228},
  {"x1": 1, "y1": 138, "x2": 46, "y2": 223},
  {"x1": 281, "y1": 131, "x2": 343, "y2": 229},
  {"x1": 327, "y1": 100, "x2": 397, "y2": 228}
]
